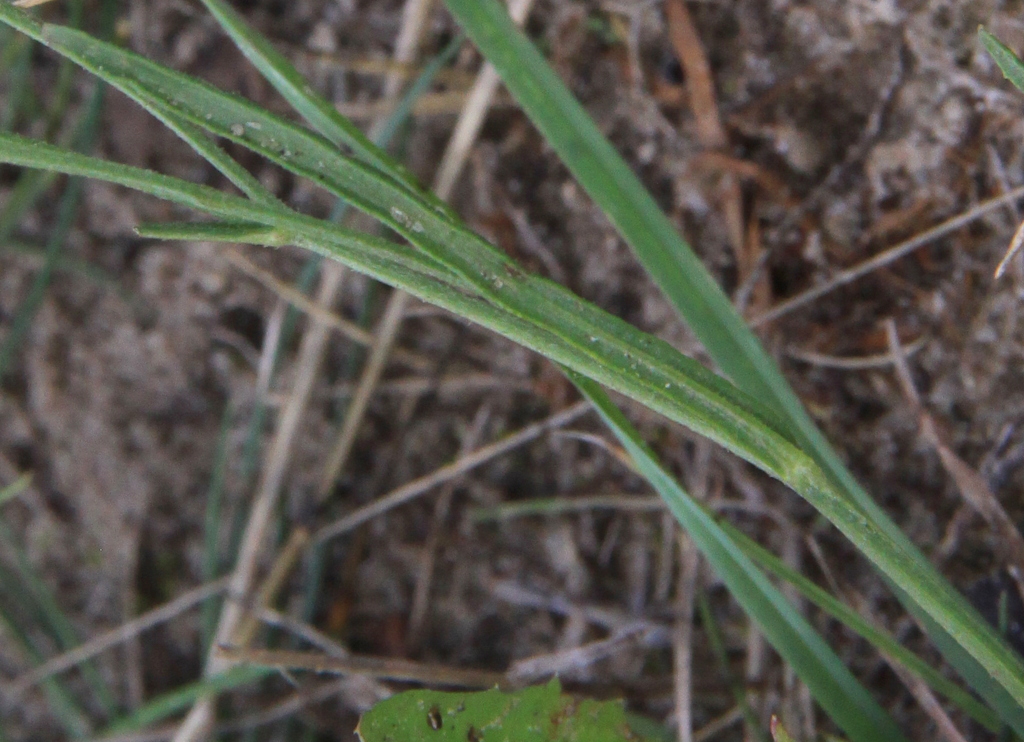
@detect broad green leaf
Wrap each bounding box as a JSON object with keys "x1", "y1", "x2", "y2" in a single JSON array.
[
  {"x1": 356, "y1": 679, "x2": 646, "y2": 742},
  {"x1": 571, "y1": 374, "x2": 907, "y2": 742}
]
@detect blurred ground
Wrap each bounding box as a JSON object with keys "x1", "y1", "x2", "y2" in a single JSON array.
[{"x1": 2, "y1": 0, "x2": 1024, "y2": 739}]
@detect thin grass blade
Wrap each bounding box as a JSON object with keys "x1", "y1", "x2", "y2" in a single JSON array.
[
  {"x1": 197, "y1": 0, "x2": 428, "y2": 195},
  {"x1": 697, "y1": 593, "x2": 767, "y2": 742},
  {"x1": 718, "y1": 518, "x2": 1001, "y2": 731},
  {"x1": 981, "y1": 30, "x2": 1024, "y2": 95},
  {"x1": 0, "y1": 596, "x2": 91, "y2": 737},
  {"x1": 0, "y1": 517, "x2": 117, "y2": 718},
  {"x1": 201, "y1": 403, "x2": 234, "y2": 653},
  {"x1": 440, "y1": 0, "x2": 1024, "y2": 729},
  {"x1": 5, "y1": 131, "x2": 1024, "y2": 715},
  {"x1": 0, "y1": 473, "x2": 31, "y2": 508},
  {"x1": 571, "y1": 373, "x2": 908, "y2": 742},
  {"x1": 102, "y1": 666, "x2": 271, "y2": 734}
]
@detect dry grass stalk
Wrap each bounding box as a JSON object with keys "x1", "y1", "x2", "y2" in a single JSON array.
[
  {"x1": 753, "y1": 185, "x2": 1024, "y2": 327},
  {"x1": 885, "y1": 319, "x2": 1024, "y2": 602}
]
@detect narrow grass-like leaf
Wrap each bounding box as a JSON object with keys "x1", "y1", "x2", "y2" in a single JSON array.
[
  {"x1": 0, "y1": 40, "x2": 105, "y2": 376},
  {"x1": 0, "y1": 516, "x2": 117, "y2": 717},
  {"x1": 5, "y1": 4, "x2": 1024, "y2": 718},
  {"x1": 440, "y1": 0, "x2": 807, "y2": 429},
  {"x1": 0, "y1": 33, "x2": 33, "y2": 131},
  {"x1": 0, "y1": 169, "x2": 57, "y2": 243},
  {"x1": 697, "y1": 592, "x2": 767, "y2": 742},
  {"x1": 201, "y1": 402, "x2": 234, "y2": 653},
  {"x1": 0, "y1": 64, "x2": 117, "y2": 716},
  {"x1": 717, "y1": 518, "x2": 1001, "y2": 732},
  {"x1": 3, "y1": 239, "x2": 136, "y2": 303},
  {"x1": 5, "y1": 129, "x2": 1024, "y2": 714},
  {"x1": 572, "y1": 373, "x2": 906, "y2": 742},
  {"x1": 40, "y1": 0, "x2": 84, "y2": 139},
  {"x1": 0, "y1": 8, "x2": 798, "y2": 465},
  {"x1": 197, "y1": 0, "x2": 430, "y2": 197},
  {"x1": 440, "y1": 1, "x2": 1024, "y2": 730},
  {"x1": 102, "y1": 666, "x2": 271, "y2": 734},
  {"x1": 0, "y1": 594, "x2": 91, "y2": 738},
  {"x1": 0, "y1": 179, "x2": 83, "y2": 378},
  {"x1": 0, "y1": 473, "x2": 31, "y2": 508},
  {"x1": 981, "y1": 29, "x2": 1024, "y2": 95}
]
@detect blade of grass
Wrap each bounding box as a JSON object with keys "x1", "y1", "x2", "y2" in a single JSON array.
[
  {"x1": 0, "y1": 472, "x2": 31, "y2": 508},
  {"x1": 100, "y1": 665, "x2": 272, "y2": 735},
  {"x1": 201, "y1": 402, "x2": 234, "y2": 654},
  {"x1": 697, "y1": 592, "x2": 768, "y2": 742},
  {"x1": 0, "y1": 514, "x2": 118, "y2": 716},
  {"x1": 5, "y1": 131, "x2": 1024, "y2": 717},
  {"x1": 0, "y1": 29, "x2": 106, "y2": 375},
  {"x1": 40, "y1": 0, "x2": 83, "y2": 139},
  {"x1": 196, "y1": 0, "x2": 444, "y2": 212},
  {"x1": 0, "y1": 33, "x2": 33, "y2": 131},
  {"x1": 6, "y1": 8, "x2": 1024, "y2": 715},
  {"x1": 717, "y1": 518, "x2": 1001, "y2": 732},
  {"x1": 440, "y1": 0, "x2": 806, "y2": 426},
  {"x1": 2, "y1": 7, "x2": 798, "y2": 459},
  {"x1": 571, "y1": 373, "x2": 907, "y2": 742},
  {"x1": 0, "y1": 169, "x2": 58, "y2": 243},
  {"x1": 2, "y1": 238, "x2": 138, "y2": 303},
  {"x1": 0, "y1": 177, "x2": 84, "y2": 377},
  {"x1": 981, "y1": 30, "x2": 1024, "y2": 95},
  {"x1": 0, "y1": 590, "x2": 92, "y2": 738},
  {"x1": 439, "y1": 0, "x2": 1024, "y2": 729},
  {"x1": 0, "y1": 50, "x2": 118, "y2": 716}
]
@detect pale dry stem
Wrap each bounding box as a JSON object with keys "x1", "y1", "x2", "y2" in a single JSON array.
[{"x1": 753, "y1": 185, "x2": 1024, "y2": 327}]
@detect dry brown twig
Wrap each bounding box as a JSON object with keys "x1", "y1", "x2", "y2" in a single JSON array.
[
  {"x1": 215, "y1": 646, "x2": 507, "y2": 689},
  {"x1": 995, "y1": 215, "x2": 1024, "y2": 279},
  {"x1": 673, "y1": 533, "x2": 701, "y2": 742},
  {"x1": 7, "y1": 577, "x2": 230, "y2": 698},
  {"x1": 311, "y1": 401, "x2": 591, "y2": 545},
  {"x1": 665, "y1": 0, "x2": 746, "y2": 276},
  {"x1": 753, "y1": 186, "x2": 1024, "y2": 327},
  {"x1": 405, "y1": 403, "x2": 492, "y2": 649},
  {"x1": 884, "y1": 319, "x2": 1024, "y2": 603}
]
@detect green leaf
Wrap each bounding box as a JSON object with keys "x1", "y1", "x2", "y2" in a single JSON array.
[
  {"x1": 718, "y1": 517, "x2": 1001, "y2": 732},
  {"x1": 5, "y1": 123, "x2": 1024, "y2": 728},
  {"x1": 771, "y1": 717, "x2": 797, "y2": 742},
  {"x1": 0, "y1": 473, "x2": 31, "y2": 508},
  {"x1": 981, "y1": 29, "x2": 1024, "y2": 96},
  {"x1": 356, "y1": 679, "x2": 646, "y2": 742},
  {"x1": 197, "y1": 0, "x2": 428, "y2": 193},
  {"x1": 4, "y1": 3, "x2": 1024, "y2": 728},
  {"x1": 440, "y1": 0, "x2": 1024, "y2": 731},
  {"x1": 572, "y1": 374, "x2": 908, "y2": 742},
  {"x1": 102, "y1": 666, "x2": 270, "y2": 734}
]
